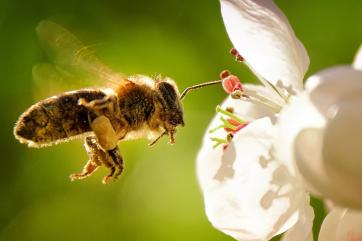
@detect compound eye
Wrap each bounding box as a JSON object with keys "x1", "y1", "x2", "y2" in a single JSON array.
[{"x1": 158, "y1": 82, "x2": 177, "y2": 107}]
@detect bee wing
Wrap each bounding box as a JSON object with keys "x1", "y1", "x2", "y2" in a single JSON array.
[
  {"x1": 32, "y1": 63, "x2": 106, "y2": 100},
  {"x1": 36, "y1": 20, "x2": 128, "y2": 89}
]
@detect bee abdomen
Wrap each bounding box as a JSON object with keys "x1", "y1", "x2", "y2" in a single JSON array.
[{"x1": 14, "y1": 89, "x2": 107, "y2": 148}]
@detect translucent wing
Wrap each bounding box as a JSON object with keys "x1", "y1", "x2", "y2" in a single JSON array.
[
  {"x1": 35, "y1": 20, "x2": 127, "y2": 90},
  {"x1": 32, "y1": 63, "x2": 105, "y2": 99}
]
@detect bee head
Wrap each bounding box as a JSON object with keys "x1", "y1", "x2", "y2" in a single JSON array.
[{"x1": 157, "y1": 80, "x2": 185, "y2": 129}]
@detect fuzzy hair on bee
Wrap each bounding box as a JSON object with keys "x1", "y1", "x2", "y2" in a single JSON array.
[{"x1": 14, "y1": 21, "x2": 221, "y2": 184}]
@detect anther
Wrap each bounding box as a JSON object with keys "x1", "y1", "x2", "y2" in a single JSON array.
[
  {"x1": 226, "y1": 107, "x2": 234, "y2": 113},
  {"x1": 220, "y1": 70, "x2": 231, "y2": 79},
  {"x1": 236, "y1": 54, "x2": 244, "y2": 62},
  {"x1": 220, "y1": 71, "x2": 243, "y2": 94},
  {"x1": 230, "y1": 48, "x2": 238, "y2": 56},
  {"x1": 230, "y1": 47, "x2": 244, "y2": 62},
  {"x1": 231, "y1": 90, "x2": 243, "y2": 99},
  {"x1": 226, "y1": 133, "x2": 234, "y2": 142}
]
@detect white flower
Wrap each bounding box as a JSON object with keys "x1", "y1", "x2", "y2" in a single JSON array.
[
  {"x1": 319, "y1": 208, "x2": 362, "y2": 241},
  {"x1": 197, "y1": 0, "x2": 362, "y2": 240},
  {"x1": 284, "y1": 46, "x2": 362, "y2": 241},
  {"x1": 277, "y1": 46, "x2": 362, "y2": 209}
]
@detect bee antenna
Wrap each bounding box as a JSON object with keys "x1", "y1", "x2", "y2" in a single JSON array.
[{"x1": 180, "y1": 80, "x2": 223, "y2": 100}]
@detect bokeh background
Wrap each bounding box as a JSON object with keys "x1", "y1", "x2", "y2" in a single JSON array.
[{"x1": 0, "y1": 0, "x2": 361, "y2": 241}]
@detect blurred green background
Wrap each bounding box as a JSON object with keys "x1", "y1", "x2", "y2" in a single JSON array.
[{"x1": 0, "y1": 0, "x2": 361, "y2": 241}]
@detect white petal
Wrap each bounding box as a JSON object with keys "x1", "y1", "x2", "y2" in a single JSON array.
[
  {"x1": 275, "y1": 91, "x2": 326, "y2": 178},
  {"x1": 319, "y1": 208, "x2": 362, "y2": 241},
  {"x1": 220, "y1": 0, "x2": 309, "y2": 92},
  {"x1": 305, "y1": 66, "x2": 362, "y2": 116},
  {"x1": 198, "y1": 116, "x2": 306, "y2": 241},
  {"x1": 336, "y1": 209, "x2": 362, "y2": 241},
  {"x1": 281, "y1": 195, "x2": 314, "y2": 241},
  {"x1": 197, "y1": 88, "x2": 274, "y2": 190},
  {"x1": 318, "y1": 208, "x2": 345, "y2": 241},
  {"x1": 353, "y1": 44, "x2": 362, "y2": 70},
  {"x1": 322, "y1": 95, "x2": 362, "y2": 207},
  {"x1": 277, "y1": 66, "x2": 362, "y2": 208}
]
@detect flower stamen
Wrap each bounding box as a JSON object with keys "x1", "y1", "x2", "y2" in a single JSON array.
[
  {"x1": 209, "y1": 106, "x2": 248, "y2": 149},
  {"x1": 210, "y1": 137, "x2": 229, "y2": 148},
  {"x1": 230, "y1": 47, "x2": 244, "y2": 62},
  {"x1": 216, "y1": 105, "x2": 245, "y2": 124},
  {"x1": 228, "y1": 47, "x2": 289, "y2": 105},
  {"x1": 220, "y1": 70, "x2": 283, "y2": 112},
  {"x1": 220, "y1": 70, "x2": 243, "y2": 94},
  {"x1": 241, "y1": 90, "x2": 283, "y2": 112}
]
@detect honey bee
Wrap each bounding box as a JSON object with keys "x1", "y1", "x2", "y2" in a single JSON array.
[{"x1": 14, "y1": 21, "x2": 221, "y2": 184}]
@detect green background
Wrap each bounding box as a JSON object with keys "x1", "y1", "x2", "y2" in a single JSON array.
[{"x1": 0, "y1": 0, "x2": 361, "y2": 241}]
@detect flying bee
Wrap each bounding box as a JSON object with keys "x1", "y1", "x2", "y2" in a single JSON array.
[{"x1": 14, "y1": 21, "x2": 222, "y2": 184}]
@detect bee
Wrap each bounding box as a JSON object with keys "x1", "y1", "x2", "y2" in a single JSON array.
[{"x1": 14, "y1": 21, "x2": 222, "y2": 184}]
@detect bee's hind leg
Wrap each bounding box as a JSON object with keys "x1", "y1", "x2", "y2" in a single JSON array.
[
  {"x1": 70, "y1": 136, "x2": 124, "y2": 184},
  {"x1": 69, "y1": 136, "x2": 102, "y2": 182},
  {"x1": 107, "y1": 147, "x2": 124, "y2": 180},
  {"x1": 69, "y1": 159, "x2": 99, "y2": 181},
  {"x1": 100, "y1": 146, "x2": 124, "y2": 184}
]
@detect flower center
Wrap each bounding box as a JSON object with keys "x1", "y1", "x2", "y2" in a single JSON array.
[
  {"x1": 209, "y1": 106, "x2": 248, "y2": 149},
  {"x1": 221, "y1": 70, "x2": 284, "y2": 112},
  {"x1": 209, "y1": 48, "x2": 294, "y2": 149}
]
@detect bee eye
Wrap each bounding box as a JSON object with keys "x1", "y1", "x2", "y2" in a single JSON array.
[{"x1": 158, "y1": 82, "x2": 177, "y2": 106}]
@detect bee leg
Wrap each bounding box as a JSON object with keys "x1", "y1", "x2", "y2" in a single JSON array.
[
  {"x1": 101, "y1": 162, "x2": 116, "y2": 185},
  {"x1": 69, "y1": 136, "x2": 102, "y2": 181},
  {"x1": 69, "y1": 160, "x2": 99, "y2": 181},
  {"x1": 69, "y1": 136, "x2": 123, "y2": 184},
  {"x1": 107, "y1": 147, "x2": 124, "y2": 180},
  {"x1": 91, "y1": 115, "x2": 118, "y2": 151},
  {"x1": 78, "y1": 95, "x2": 119, "y2": 115}
]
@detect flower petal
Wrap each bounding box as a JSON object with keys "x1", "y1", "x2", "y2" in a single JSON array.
[
  {"x1": 305, "y1": 66, "x2": 362, "y2": 116},
  {"x1": 281, "y1": 195, "x2": 314, "y2": 241},
  {"x1": 353, "y1": 44, "x2": 362, "y2": 70},
  {"x1": 322, "y1": 94, "x2": 362, "y2": 208},
  {"x1": 277, "y1": 66, "x2": 362, "y2": 208},
  {"x1": 275, "y1": 91, "x2": 326, "y2": 178},
  {"x1": 198, "y1": 116, "x2": 306, "y2": 241},
  {"x1": 220, "y1": 0, "x2": 309, "y2": 92},
  {"x1": 319, "y1": 208, "x2": 362, "y2": 241},
  {"x1": 318, "y1": 208, "x2": 344, "y2": 241},
  {"x1": 198, "y1": 85, "x2": 278, "y2": 190},
  {"x1": 336, "y1": 209, "x2": 362, "y2": 241}
]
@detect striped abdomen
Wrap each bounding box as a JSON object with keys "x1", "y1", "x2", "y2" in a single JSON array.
[{"x1": 14, "y1": 89, "x2": 107, "y2": 147}]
